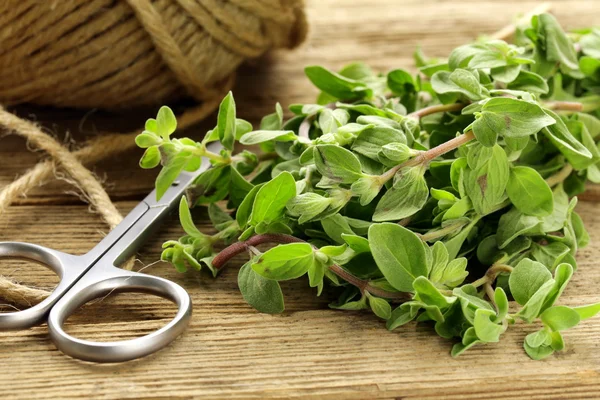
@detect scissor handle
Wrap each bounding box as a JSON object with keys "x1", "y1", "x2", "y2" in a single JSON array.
[
  {"x1": 47, "y1": 265, "x2": 192, "y2": 363},
  {"x1": 0, "y1": 241, "x2": 84, "y2": 330}
]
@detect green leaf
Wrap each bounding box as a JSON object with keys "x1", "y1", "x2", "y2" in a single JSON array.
[
  {"x1": 155, "y1": 154, "x2": 187, "y2": 200},
  {"x1": 236, "y1": 184, "x2": 263, "y2": 229},
  {"x1": 541, "y1": 306, "x2": 580, "y2": 332},
  {"x1": 308, "y1": 259, "x2": 326, "y2": 290},
  {"x1": 412, "y1": 276, "x2": 455, "y2": 310},
  {"x1": 208, "y1": 203, "x2": 233, "y2": 230},
  {"x1": 495, "y1": 287, "x2": 509, "y2": 322},
  {"x1": 250, "y1": 172, "x2": 296, "y2": 226},
  {"x1": 342, "y1": 234, "x2": 371, "y2": 253},
  {"x1": 429, "y1": 242, "x2": 468, "y2": 289},
  {"x1": 506, "y1": 166, "x2": 553, "y2": 217},
  {"x1": 540, "y1": 185, "x2": 570, "y2": 232},
  {"x1": 305, "y1": 66, "x2": 371, "y2": 100},
  {"x1": 464, "y1": 144, "x2": 509, "y2": 215},
  {"x1": 238, "y1": 261, "x2": 285, "y2": 314},
  {"x1": 286, "y1": 192, "x2": 332, "y2": 224},
  {"x1": 571, "y1": 211, "x2": 590, "y2": 248},
  {"x1": 352, "y1": 126, "x2": 407, "y2": 161},
  {"x1": 387, "y1": 69, "x2": 415, "y2": 96},
  {"x1": 351, "y1": 175, "x2": 383, "y2": 206},
  {"x1": 531, "y1": 242, "x2": 570, "y2": 270},
  {"x1": 252, "y1": 243, "x2": 314, "y2": 280},
  {"x1": 451, "y1": 327, "x2": 483, "y2": 357},
  {"x1": 531, "y1": 13, "x2": 580, "y2": 77},
  {"x1": 235, "y1": 119, "x2": 253, "y2": 140},
  {"x1": 379, "y1": 143, "x2": 414, "y2": 164},
  {"x1": 453, "y1": 285, "x2": 494, "y2": 324},
  {"x1": 541, "y1": 263, "x2": 573, "y2": 312},
  {"x1": 542, "y1": 110, "x2": 593, "y2": 169},
  {"x1": 135, "y1": 132, "x2": 161, "y2": 148},
  {"x1": 156, "y1": 106, "x2": 177, "y2": 139},
  {"x1": 178, "y1": 196, "x2": 202, "y2": 237},
  {"x1": 217, "y1": 92, "x2": 236, "y2": 150},
  {"x1": 526, "y1": 328, "x2": 552, "y2": 348},
  {"x1": 140, "y1": 146, "x2": 161, "y2": 169},
  {"x1": 573, "y1": 302, "x2": 600, "y2": 320},
  {"x1": 580, "y1": 30, "x2": 600, "y2": 58},
  {"x1": 516, "y1": 279, "x2": 555, "y2": 322},
  {"x1": 431, "y1": 69, "x2": 488, "y2": 101},
  {"x1": 229, "y1": 167, "x2": 254, "y2": 208},
  {"x1": 496, "y1": 207, "x2": 541, "y2": 249},
  {"x1": 369, "y1": 223, "x2": 429, "y2": 292},
  {"x1": 366, "y1": 292, "x2": 392, "y2": 319},
  {"x1": 524, "y1": 340, "x2": 555, "y2": 360},
  {"x1": 507, "y1": 70, "x2": 549, "y2": 94},
  {"x1": 471, "y1": 98, "x2": 556, "y2": 145},
  {"x1": 321, "y1": 214, "x2": 354, "y2": 244},
  {"x1": 314, "y1": 145, "x2": 364, "y2": 184},
  {"x1": 374, "y1": 167, "x2": 429, "y2": 221},
  {"x1": 473, "y1": 308, "x2": 505, "y2": 342},
  {"x1": 339, "y1": 62, "x2": 375, "y2": 80},
  {"x1": 240, "y1": 130, "x2": 297, "y2": 145},
  {"x1": 386, "y1": 304, "x2": 416, "y2": 330},
  {"x1": 331, "y1": 294, "x2": 368, "y2": 311},
  {"x1": 260, "y1": 103, "x2": 284, "y2": 131},
  {"x1": 509, "y1": 258, "x2": 552, "y2": 306}
]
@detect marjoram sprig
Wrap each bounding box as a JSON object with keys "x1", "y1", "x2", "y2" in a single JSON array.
[{"x1": 136, "y1": 14, "x2": 600, "y2": 360}]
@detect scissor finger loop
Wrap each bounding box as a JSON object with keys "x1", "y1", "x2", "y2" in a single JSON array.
[
  {"x1": 47, "y1": 266, "x2": 192, "y2": 363},
  {"x1": 0, "y1": 241, "x2": 85, "y2": 330}
]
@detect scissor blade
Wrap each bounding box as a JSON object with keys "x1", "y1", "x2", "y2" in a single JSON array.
[
  {"x1": 85, "y1": 141, "x2": 222, "y2": 263},
  {"x1": 90, "y1": 140, "x2": 223, "y2": 266}
]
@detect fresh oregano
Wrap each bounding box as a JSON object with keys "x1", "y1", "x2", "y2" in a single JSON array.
[{"x1": 137, "y1": 13, "x2": 600, "y2": 360}]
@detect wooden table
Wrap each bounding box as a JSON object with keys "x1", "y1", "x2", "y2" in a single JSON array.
[{"x1": 2, "y1": 1, "x2": 600, "y2": 398}]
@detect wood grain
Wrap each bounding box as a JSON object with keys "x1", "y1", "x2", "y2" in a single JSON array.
[{"x1": 1, "y1": 1, "x2": 600, "y2": 399}]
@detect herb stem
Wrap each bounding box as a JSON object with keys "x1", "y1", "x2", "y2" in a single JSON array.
[
  {"x1": 212, "y1": 233, "x2": 409, "y2": 300},
  {"x1": 258, "y1": 152, "x2": 279, "y2": 162},
  {"x1": 419, "y1": 220, "x2": 468, "y2": 242},
  {"x1": 545, "y1": 164, "x2": 574, "y2": 187},
  {"x1": 299, "y1": 117, "x2": 312, "y2": 139},
  {"x1": 471, "y1": 264, "x2": 514, "y2": 288},
  {"x1": 380, "y1": 130, "x2": 475, "y2": 183},
  {"x1": 542, "y1": 101, "x2": 584, "y2": 112},
  {"x1": 212, "y1": 233, "x2": 301, "y2": 268},
  {"x1": 484, "y1": 282, "x2": 496, "y2": 306},
  {"x1": 204, "y1": 151, "x2": 229, "y2": 163},
  {"x1": 408, "y1": 103, "x2": 466, "y2": 119}
]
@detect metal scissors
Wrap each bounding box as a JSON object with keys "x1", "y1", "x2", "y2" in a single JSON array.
[{"x1": 0, "y1": 142, "x2": 220, "y2": 362}]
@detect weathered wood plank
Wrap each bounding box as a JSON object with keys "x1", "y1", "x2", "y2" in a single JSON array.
[
  {"x1": 0, "y1": 200, "x2": 599, "y2": 399},
  {"x1": 2, "y1": 1, "x2": 600, "y2": 399}
]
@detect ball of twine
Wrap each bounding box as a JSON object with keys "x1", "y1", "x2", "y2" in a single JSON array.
[
  {"x1": 0, "y1": 0, "x2": 307, "y2": 109},
  {"x1": 0, "y1": 0, "x2": 307, "y2": 307}
]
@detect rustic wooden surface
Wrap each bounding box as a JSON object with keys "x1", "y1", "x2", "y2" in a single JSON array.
[{"x1": 2, "y1": 1, "x2": 600, "y2": 399}]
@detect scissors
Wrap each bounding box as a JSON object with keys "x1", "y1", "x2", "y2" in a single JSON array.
[{"x1": 0, "y1": 142, "x2": 221, "y2": 363}]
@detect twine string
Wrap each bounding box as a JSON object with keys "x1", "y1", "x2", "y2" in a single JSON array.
[{"x1": 0, "y1": 91, "x2": 227, "y2": 308}]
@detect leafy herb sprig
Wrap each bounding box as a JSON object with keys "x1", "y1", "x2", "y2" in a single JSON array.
[{"x1": 137, "y1": 14, "x2": 600, "y2": 360}]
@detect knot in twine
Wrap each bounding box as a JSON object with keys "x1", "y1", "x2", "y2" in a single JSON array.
[{"x1": 0, "y1": 0, "x2": 307, "y2": 109}]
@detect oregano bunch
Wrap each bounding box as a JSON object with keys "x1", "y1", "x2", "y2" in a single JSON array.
[{"x1": 137, "y1": 13, "x2": 600, "y2": 360}]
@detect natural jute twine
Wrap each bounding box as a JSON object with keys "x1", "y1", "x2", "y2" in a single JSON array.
[
  {"x1": 0, "y1": 0, "x2": 307, "y2": 108},
  {"x1": 0, "y1": 96, "x2": 226, "y2": 307},
  {"x1": 0, "y1": 0, "x2": 307, "y2": 307}
]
